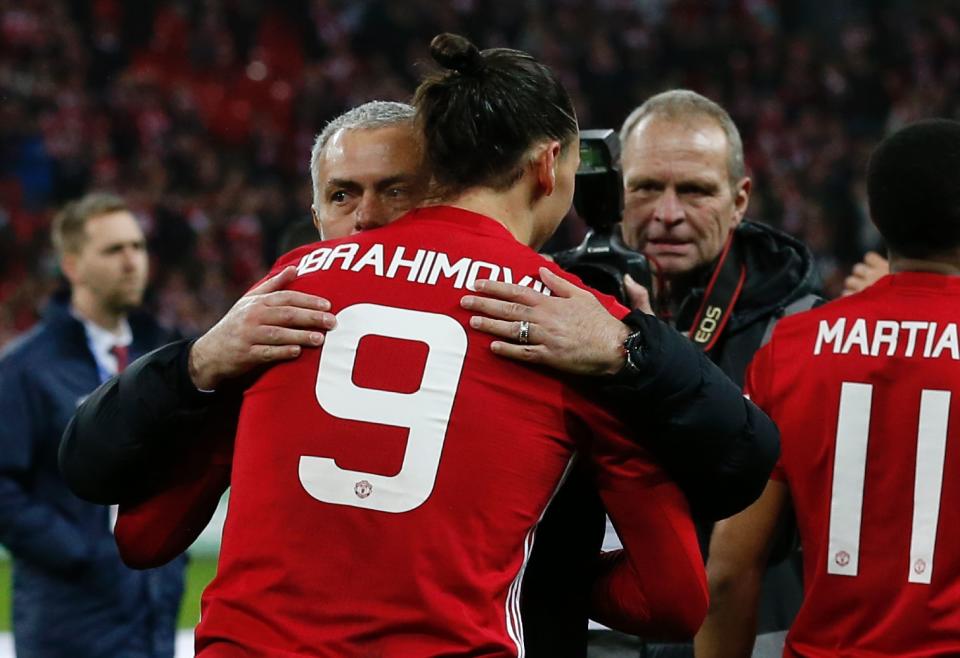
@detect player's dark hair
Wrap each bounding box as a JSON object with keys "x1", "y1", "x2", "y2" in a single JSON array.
[
  {"x1": 868, "y1": 119, "x2": 960, "y2": 258},
  {"x1": 413, "y1": 33, "x2": 578, "y2": 195}
]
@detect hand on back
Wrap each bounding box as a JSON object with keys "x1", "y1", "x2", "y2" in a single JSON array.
[{"x1": 188, "y1": 266, "x2": 337, "y2": 390}]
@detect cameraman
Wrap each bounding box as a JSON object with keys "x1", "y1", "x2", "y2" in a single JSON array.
[{"x1": 466, "y1": 90, "x2": 820, "y2": 657}]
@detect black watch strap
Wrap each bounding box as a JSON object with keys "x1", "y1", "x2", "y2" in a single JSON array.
[{"x1": 621, "y1": 329, "x2": 646, "y2": 376}]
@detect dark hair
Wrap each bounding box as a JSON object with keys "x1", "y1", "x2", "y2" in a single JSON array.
[
  {"x1": 867, "y1": 119, "x2": 960, "y2": 258},
  {"x1": 413, "y1": 33, "x2": 578, "y2": 194}
]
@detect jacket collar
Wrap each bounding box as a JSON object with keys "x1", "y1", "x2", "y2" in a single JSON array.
[{"x1": 673, "y1": 221, "x2": 821, "y2": 333}]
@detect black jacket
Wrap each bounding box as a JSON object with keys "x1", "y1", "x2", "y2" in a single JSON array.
[
  {"x1": 669, "y1": 221, "x2": 822, "y2": 645},
  {"x1": 524, "y1": 222, "x2": 822, "y2": 656},
  {"x1": 675, "y1": 221, "x2": 822, "y2": 387}
]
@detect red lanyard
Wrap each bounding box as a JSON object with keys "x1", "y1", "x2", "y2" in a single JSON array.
[{"x1": 688, "y1": 232, "x2": 745, "y2": 353}]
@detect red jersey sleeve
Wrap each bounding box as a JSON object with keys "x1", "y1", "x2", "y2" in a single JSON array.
[
  {"x1": 115, "y1": 416, "x2": 234, "y2": 569},
  {"x1": 573, "y1": 397, "x2": 708, "y2": 637}
]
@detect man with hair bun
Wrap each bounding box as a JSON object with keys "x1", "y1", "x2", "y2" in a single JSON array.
[
  {"x1": 697, "y1": 118, "x2": 960, "y2": 657},
  {"x1": 62, "y1": 53, "x2": 778, "y2": 658},
  {"x1": 0, "y1": 192, "x2": 185, "y2": 657},
  {"x1": 190, "y1": 32, "x2": 710, "y2": 656}
]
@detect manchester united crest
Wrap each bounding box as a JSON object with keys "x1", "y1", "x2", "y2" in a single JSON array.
[{"x1": 355, "y1": 480, "x2": 373, "y2": 499}]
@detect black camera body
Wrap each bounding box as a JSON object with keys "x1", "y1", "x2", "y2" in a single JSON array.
[
  {"x1": 552, "y1": 129, "x2": 655, "y2": 305},
  {"x1": 553, "y1": 225, "x2": 654, "y2": 304}
]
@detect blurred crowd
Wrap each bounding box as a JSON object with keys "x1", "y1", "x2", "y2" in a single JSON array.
[{"x1": 2, "y1": 0, "x2": 958, "y2": 346}]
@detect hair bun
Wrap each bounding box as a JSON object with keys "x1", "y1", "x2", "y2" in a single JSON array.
[{"x1": 430, "y1": 33, "x2": 484, "y2": 75}]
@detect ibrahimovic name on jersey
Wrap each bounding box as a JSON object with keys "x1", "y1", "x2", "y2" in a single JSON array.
[{"x1": 295, "y1": 240, "x2": 554, "y2": 295}]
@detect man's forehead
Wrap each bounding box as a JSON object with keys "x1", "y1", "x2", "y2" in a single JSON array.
[
  {"x1": 320, "y1": 124, "x2": 422, "y2": 184},
  {"x1": 626, "y1": 117, "x2": 727, "y2": 157},
  {"x1": 623, "y1": 117, "x2": 729, "y2": 177},
  {"x1": 85, "y1": 211, "x2": 143, "y2": 239}
]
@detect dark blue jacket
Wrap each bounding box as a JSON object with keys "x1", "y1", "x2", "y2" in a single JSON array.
[{"x1": 0, "y1": 299, "x2": 186, "y2": 658}]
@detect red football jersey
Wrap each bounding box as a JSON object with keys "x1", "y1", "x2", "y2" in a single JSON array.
[
  {"x1": 194, "y1": 206, "x2": 704, "y2": 657},
  {"x1": 746, "y1": 273, "x2": 960, "y2": 657}
]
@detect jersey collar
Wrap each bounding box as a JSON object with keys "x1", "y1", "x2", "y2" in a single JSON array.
[{"x1": 398, "y1": 205, "x2": 520, "y2": 243}]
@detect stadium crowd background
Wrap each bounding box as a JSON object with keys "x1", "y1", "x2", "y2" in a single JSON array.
[{"x1": 1, "y1": 0, "x2": 957, "y2": 348}]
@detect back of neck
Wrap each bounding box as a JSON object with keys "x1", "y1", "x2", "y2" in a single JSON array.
[{"x1": 436, "y1": 186, "x2": 535, "y2": 247}]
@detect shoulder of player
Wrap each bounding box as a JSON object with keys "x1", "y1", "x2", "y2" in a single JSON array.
[
  {"x1": 271, "y1": 239, "x2": 328, "y2": 270},
  {"x1": 769, "y1": 289, "x2": 876, "y2": 343}
]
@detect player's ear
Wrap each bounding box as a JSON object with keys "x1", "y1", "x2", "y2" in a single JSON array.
[{"x1": 534, "y1": 140, "x2": 562, "y2": 198}]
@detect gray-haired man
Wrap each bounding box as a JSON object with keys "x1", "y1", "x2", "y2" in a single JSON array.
[{"x1": 61, "y1": 100, "x2": 429, "y2": 498}]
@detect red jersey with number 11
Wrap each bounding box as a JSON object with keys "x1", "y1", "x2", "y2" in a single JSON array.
[
  {"x1": 194, "y1": 206, "x2": 704, "y2": 657},
  {"x1": 745, "y1": 273, "x2": 960, "y2": 657}
]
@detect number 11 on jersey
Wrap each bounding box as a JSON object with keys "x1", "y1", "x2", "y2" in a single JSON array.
[{"x1": 828, "y1": 382, "x2": 951, "y2": 584}]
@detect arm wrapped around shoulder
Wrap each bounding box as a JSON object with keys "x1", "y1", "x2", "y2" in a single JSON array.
[
  {"x1": 603, "y1": 311, "x2": 780, "y2": 521},
  {"x1": 115, "y1": 431, "x2": 233, "y2": 569}
]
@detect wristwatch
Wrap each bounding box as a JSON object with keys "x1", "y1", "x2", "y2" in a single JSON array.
[{"x1": 621, "y1": 329, "x2": 647, "y2": 376}]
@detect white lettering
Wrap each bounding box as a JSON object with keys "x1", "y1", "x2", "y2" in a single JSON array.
[
  {"x1": 386, "y1": 247, "x2": 427, "y2": 281},
  {"x1": 815, "y1": 318, "x2": 846, "y2": 355},
  {"x1": 295, "y1": 242, "x2": 553, "y2": 298},
  {"x1": 297, "y1": 247, "x2": 331, "y2": 276},
  {"x1": 325, "y1": 243, "x2": 360, "y2": 271},
  {"x1": 871, "y1": 321, "x2": 899, "y2": 357},
  {"x1": 841, "y1": 319, "x2": 870, "y2": 356},
  {"x1": 924, "y1": 323, "x2": 939, "y2": 358},
  {"x1": 466, "y1": 261, "x2": 501, "y2": 291},
  {"x1": 932, "y1": 324, "x2": 959, "y2": 360},
  {"x1": 813, "y1": 318, "x2": 960, "y2": 361},
  {"x1": 427, "y1": 253, "x2": 472, "y2": 289},
  {"x1": 350, "y1": 244, "x2": 385, "y2": 276},
  {"x1": 902, "y1": 321, "x2": 927, "y2": 357},
  {"x1": 416, "y1": 251, "x2": 438, "y2": 283}
]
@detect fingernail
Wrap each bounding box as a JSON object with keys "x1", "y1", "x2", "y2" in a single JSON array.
[
  {"x1": 310, "y1": 333, "x2": 323, "y2": 345},
  {"x1": 624, "y1": 274, "x2": 635, "y2": 284},
  {"x1": 316, "y1": 299, "x2": 331, "y2": 311},
  {"x1": 291, "y1": 345, "x2": 301, "y2": 355},
  {"x1": 461, "y1": 296, "x2": 474, "y2": 309},
  {"x1": 474, "y1": 281, "x2": 487, "y2": 291},
  {"x1": 469, "y1": 317, "x2": 481, "y2": 328}
]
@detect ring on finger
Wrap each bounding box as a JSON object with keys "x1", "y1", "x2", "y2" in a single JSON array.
[{"x1": 518, "y1": 320, "x2": 530, "y2": 345}]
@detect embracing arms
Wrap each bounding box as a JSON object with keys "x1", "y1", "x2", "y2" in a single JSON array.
[{"x1": 462, "y1": 266, "x2": 780, "y2": 521}]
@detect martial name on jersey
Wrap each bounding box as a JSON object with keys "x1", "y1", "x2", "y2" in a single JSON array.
[
  {"x1": 295, "y1": 241, "x2": 553, "y2": 294},
  {"x1": 814, "y1": 317, "x2": 960, "y2": 360}
]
